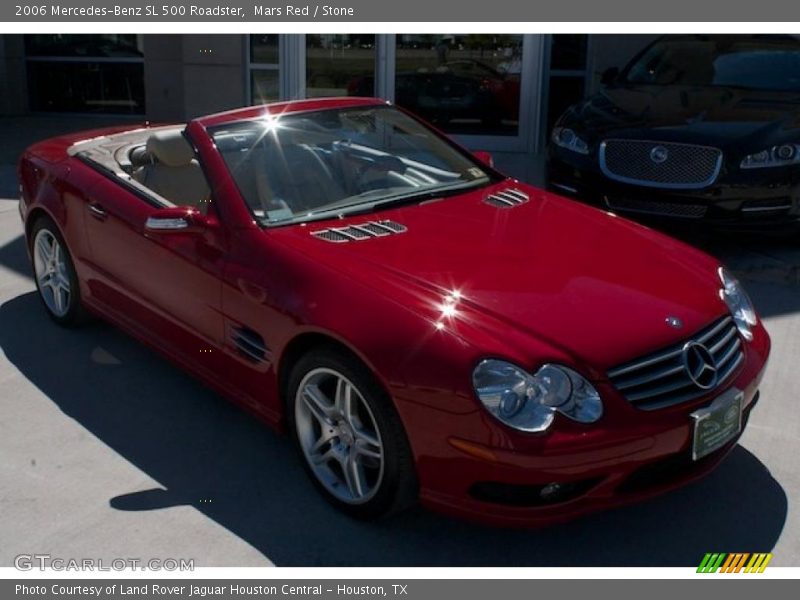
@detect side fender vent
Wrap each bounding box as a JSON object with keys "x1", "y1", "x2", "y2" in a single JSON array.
[
  {"x1": 484, "y1": 188, "x2": 529, "y2": 208},
  {"x1": 311, "y1": 220, "x2": 407, "y2": 243},
  {"x1": 232, "y1": 326, "x2": 268, "y2": 363}
]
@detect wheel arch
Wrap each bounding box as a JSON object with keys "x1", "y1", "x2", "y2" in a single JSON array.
[
  {"x1": 25, "y1": 206, "x2": 59, "y2": 245},
  {"x1": 276, "y1": 330, "x2": 396, "y2": 424}
]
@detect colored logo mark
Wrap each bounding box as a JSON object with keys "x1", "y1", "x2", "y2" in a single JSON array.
[{"x1": 697, "y1": 552, "x2": 773, "y2": 573}]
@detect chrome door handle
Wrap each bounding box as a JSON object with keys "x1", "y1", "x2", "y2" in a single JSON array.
[{"x1": 88, "y1": 203, "x2": 107, "y2": 219}]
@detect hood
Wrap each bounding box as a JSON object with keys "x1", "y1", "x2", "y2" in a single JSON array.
[
  {"x1": 271, "y1": 182, "x2": 728, "y2": 375},
  {"x1": 565, "y1": 84, "x2": 800, "y2": 148}
]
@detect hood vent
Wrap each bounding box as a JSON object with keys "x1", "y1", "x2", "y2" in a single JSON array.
[
  {"x1": 311, "y1": 220, "x2": 407, "y2": 243},
  {"x1": 484, "y1": 188, "x2": 529, "y2": 208}
]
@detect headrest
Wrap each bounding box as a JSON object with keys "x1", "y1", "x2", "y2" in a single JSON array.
[
  {"x1": 146, "y1": 130, "x2": 195, "y2": 167},
  {"x1": 129, "y1": 146, "x2": 153, "y2": 168}
]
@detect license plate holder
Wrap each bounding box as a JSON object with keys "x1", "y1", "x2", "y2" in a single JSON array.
[{"x1": 690, "y1": 388, "x2": 743, "y2": 461}]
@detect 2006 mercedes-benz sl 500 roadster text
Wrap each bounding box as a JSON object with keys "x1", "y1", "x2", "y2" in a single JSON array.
[{"x1": 18, "y1": 98, "x2": 770, "y2": 525}]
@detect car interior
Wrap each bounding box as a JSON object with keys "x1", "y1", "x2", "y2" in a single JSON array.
[
  {"x1": 212, "y1": 126, "x2": 354, "y2": 221},
  {"x1": 68, "y1": 125, "x2": 214, "y2": 214},
  {"x1": 208, "y1": 112, "x2": 478, "y2": 223},
  {"x1": 68, "y1": 108, "x2": 484, "y2": 225},
  {"x1": 129, "y1": 129, "x2": 211, "y2": 212},
  {"x1": 70, "y1": 123, "x2": 411, "y2": 218}
]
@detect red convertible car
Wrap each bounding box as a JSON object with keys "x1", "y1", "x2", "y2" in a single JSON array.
[{"x1": 18, "y1": 97, "x2": 770, "y2": 526}]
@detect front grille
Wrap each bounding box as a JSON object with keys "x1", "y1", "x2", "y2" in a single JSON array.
[
  {"x1": 484, "y1": 188, "x2": 529, "y2": 208},
  {"x1": 607, "y1": 316, "x2": 744, "y2": 410},
  {"x1": 311, "y1": 220, "x2": 406, "y2": 243},
  {"x1": 604, "y1": 196, "x2": 708, "y2": 219},
  {"x1": 599, "y1": 139, "x2": 723, "y2": 189}
]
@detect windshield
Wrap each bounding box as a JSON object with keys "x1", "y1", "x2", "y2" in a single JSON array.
[
  {"x1": 209, "y1": 105, "x2": 493, "y2": 226},
  {"x1": 623, "y1": 36, "x2": 800, "y2": 92}
]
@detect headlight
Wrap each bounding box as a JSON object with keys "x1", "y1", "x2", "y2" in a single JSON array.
[
  {"x1": 719, "y1": 267, "x2": 757, "y2": 341},
  {"x1": 551, "y1": 127, "x2": 590, "y2": 155},
  {"x1": 740, "y1": 143, "x2": 800, "y2": 169},
  {"x1": 472, "y1": 359, "x2": 603, "y2": 433}
]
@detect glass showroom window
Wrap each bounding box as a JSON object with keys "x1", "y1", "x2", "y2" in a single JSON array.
[
  {"x1": 394, "y1": 34, "x2": 523, "y2": 137},
  {"x1": 249, "y1": 34, "x2": 280, "y2": 104},
  {"x1": 25, "y1": 34, "x2": 145, "y2": 114},
  {"x1": 306, "y1": 34, "x2": 377, "y2": 98},
  {"x1": 545, "y1": 35, "x2": 590, "y2": 136}
]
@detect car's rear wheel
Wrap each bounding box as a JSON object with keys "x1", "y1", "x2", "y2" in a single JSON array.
[
  {"x1": 31, "y1": 217, "x2": 85, "y2": 326},
  {"x1": 287, "y1": 348, "x2": 417, "y2": 519}
]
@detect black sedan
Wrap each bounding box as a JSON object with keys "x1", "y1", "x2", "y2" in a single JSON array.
[{"x1": 547, "y1": 35, "x2": 800, "y2": 232}]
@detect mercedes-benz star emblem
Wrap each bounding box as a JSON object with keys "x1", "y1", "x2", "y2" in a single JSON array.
[
  {"x1": 650, "y1": 145, "x2": 669, "y2": 164},
  {"x1": 665, "y1": 316, "x2": 683, "y2": 329},
  {"x1": 682, "y1": 341, "x2": 718, "y2": 390}
]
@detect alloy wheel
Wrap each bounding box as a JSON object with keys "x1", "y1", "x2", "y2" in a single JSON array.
[
  {"x1": 294, "y1": 367, "x2": 385, "y2": 504},
  {"x1": 32, "y1": 228, "x2": 71, "y2": 318}
]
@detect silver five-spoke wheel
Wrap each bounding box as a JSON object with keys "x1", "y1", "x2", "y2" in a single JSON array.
[
  {"x1": 33, "y1": 228, "x2": 71, "y2": 318},
  {"x1": 294, "y1": 367, "x2": 385, "y2": 504}
]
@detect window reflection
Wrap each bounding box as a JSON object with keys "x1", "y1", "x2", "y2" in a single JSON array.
[
  {"x1": 24, "y1": 34, "x2": 144, "y2": 114},
  {"x1": 306, "y1": 35, "x2": 377, "y2": 98},
  {"x1": 550, "y1": 34, "x2": 588, "y2": 71},
  {"x1": 250, "y1": 34, "x2": 279, "y2": 64},
  {"x1": 25, "y1": 34, "x2": 142, "y2": 58},
  {"x1": 394, "y1": 35, "x2": 522, "y2": 136},
  {"x1": 545, "y1": 35, "x2": 589, "y2": 137},
  {"x1": 251, "y1": 70, "x2": 280, "y2": 105},
  {"x1": 249, "y1": 34, "x2": 280, "y2": 104}
]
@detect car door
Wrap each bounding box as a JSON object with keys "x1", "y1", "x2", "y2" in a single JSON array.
[{"x1": 81, "y1": 174, "x2": 225, "y2": 372}]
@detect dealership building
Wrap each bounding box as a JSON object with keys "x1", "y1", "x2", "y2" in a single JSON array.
[{"x1": 0, "y1": 34, "x2": 655, "y2": 177}]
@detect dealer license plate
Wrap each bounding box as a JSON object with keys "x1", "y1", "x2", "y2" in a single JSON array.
[{"x1": 690, "y1": 388, "x2": 743, "y2": 461}]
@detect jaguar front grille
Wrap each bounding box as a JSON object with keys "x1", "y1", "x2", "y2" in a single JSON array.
[
  {"x1": 599, "y1": 139, "x2": 723, "y2": 190},
  {"x1": 607, "y1": 316, "x2": 744, "y2": 410}
]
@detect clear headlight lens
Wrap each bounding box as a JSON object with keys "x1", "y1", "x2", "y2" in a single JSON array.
[
  {"x1": 740, "y1": 143, "x2": 800, "y2": 169},
  {"x1": 551, "y1": 127, "x2": 590, "y2": 155},
  {"x1": 719, "y1": 267, "x2": 757, "y2": 341},
  {"x1": 472, "y1": 359, "x2": 603, "y2": 433}
]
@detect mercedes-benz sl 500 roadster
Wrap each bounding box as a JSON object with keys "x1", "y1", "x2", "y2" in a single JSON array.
[{"x1": 18, "y1": 98, "x2": 769, "y2": 525}]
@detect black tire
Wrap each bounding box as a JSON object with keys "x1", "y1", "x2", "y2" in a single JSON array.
[
  {"x1": 29, "y1": 216, "x2": 87, "y2": 327},
  {"x1": 286, "y1": 346, "x2": 418, "y2": 519}
]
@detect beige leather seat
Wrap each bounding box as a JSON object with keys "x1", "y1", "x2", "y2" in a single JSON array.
[{"x1": 134, "y1": 130, "x2": 211, "y2": 211}]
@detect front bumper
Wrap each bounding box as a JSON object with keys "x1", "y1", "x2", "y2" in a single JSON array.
[
  {"x1": 547, "y1": 152, "x2": 800, "y2": 233},
  {"x1": 398, "y1": 328, "x2": 769, "y2": 527}
]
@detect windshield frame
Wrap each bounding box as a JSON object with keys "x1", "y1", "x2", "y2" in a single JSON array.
[{"x1": 208, "y1": 103, "x2": 504, "y2": 228}]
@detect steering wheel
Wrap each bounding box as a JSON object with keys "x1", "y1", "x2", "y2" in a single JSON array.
[{"x1": 355, "y1": 156, "x2": 407, "y2": 193}]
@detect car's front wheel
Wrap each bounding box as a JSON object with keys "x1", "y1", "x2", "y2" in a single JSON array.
[
  {"x1": 30, "y1": 216, "x2": 85, "y2": 326},
  {"x1": 287, "y1": 348, "x2": 417, "y2": 519}
]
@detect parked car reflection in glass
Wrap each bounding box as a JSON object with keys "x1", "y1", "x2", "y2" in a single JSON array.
[{"x1": 548, "y1": 34, "x2": 800, "y2": 232}]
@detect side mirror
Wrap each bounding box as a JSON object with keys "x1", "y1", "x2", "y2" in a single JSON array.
[
  {"x1": 145, "y1": 206, "x2": 209, "y2": 234},
  {"x1": 601, "y1": 67, "x2": 619, "y2": 86},
  {"x1": 473, "y1": 150, "x2": 494, "y2": 167}
]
